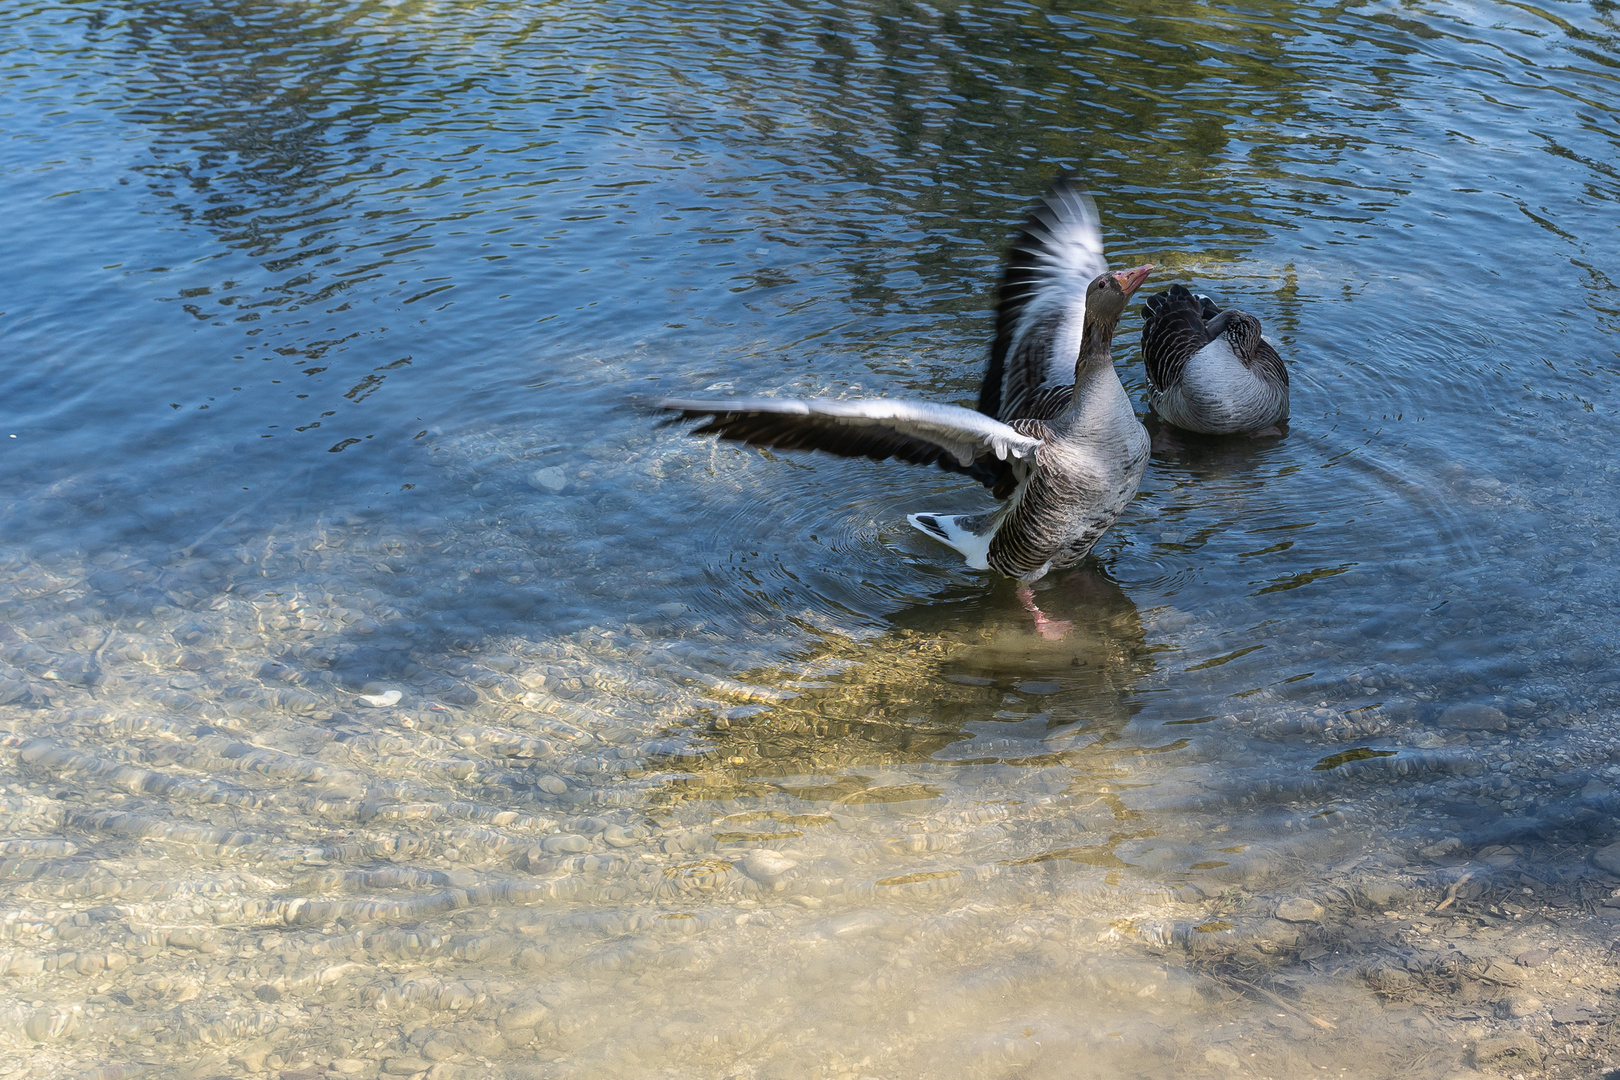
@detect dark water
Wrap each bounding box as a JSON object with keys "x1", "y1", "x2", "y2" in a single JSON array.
[{"x1": 3, "y1": 0, "x2": 1620, "y2": 1076}]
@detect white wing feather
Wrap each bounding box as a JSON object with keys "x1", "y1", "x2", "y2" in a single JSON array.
[
  {"x1": 1009, "y1": 184, "x2": 1108, "y2": 388},
  {"x1": 660, "y1": 396, "x2": 1042, "y2": 466}
]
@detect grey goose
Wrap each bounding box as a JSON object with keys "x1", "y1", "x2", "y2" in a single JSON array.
[
  {"x1": 1140, "y1": 284, "x2": 1288, "y2": 435},
  {"x1": 658, "y1": 181, "x2": 1152, "y2": 638}
]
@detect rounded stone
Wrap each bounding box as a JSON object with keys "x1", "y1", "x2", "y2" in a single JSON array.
[
  {"x1": 540, "y1": 834, "x2": 588, "y2": 854},
  {"x1": 1359, "y1": 882, "x2": 1411, "y2": 908},
  {"x1": 1275, "y1": 897, "x2": 1325, "y2": 923},
  {"x1": 422, "y1": 1037, "x2": 459, "y2": 1061},
  {"x1": 497, "y1": 1003, "x2": 549, "y2": 1032},
  {"x1": 1591, "y1": 841, "x2": 1620, "y2": 875},
  {"x1": 1438, "y1": 704, "x2": 1509, "y2": 731},
  {"x1": 739, "y1": 851, "x2": 796, "y2": 885},
  {"x1": 1420, "y1": 837, "x2": 1463, "y2": 858},
  {"x1": 1514, "y1": 947, "x2": 1552, "y2": 968},
  {"x1": 528, "y1": 468, "x2": 567, "y2": 494},
  {"x1": 1364, "y1": 964, "x2": 1411, "y2": 992},
  {"x1": 601, "y1": 825, "x2": 638, "y2": 848}
]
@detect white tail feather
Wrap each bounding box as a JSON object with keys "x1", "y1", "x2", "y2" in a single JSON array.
[{"x1": 907, "y1": 512, "x2": 994, "y2": 570}]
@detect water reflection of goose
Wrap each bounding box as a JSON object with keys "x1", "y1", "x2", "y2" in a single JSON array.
[
  {"x1": 1141, "y1": 284, "x2": 1289, "y2": 435},
  {"x1": 659, "y1": 181, "x2": 1151, "y2": 639},
  {"x1": 896, "y1": 565, "x2": 1150, "y2": 691},
  {"x1": 659, "y1": 568, "x2": 1151, "y2": 806}
]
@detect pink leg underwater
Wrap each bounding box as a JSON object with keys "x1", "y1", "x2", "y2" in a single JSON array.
[{"x1": 1016, "y1": 584, "x2": 1073, "y2": 641}]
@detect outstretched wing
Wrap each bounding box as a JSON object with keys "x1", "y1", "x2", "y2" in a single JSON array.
[
  {"x1": 1141, "y1": 284, "x2": 1217, "y2": 391},
  {"x1": 659, "y1": 397, "x2": 1043, "y2": 496},
  {"x1": 977, "y1": 178, "x2": 1108, "y2": 422}
]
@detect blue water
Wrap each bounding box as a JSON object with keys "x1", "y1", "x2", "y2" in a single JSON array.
[{"x1": 2, "y1": 0, "x2": 1619, "y2": 1075}]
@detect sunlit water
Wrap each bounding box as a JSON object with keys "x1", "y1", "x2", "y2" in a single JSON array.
[{"x1": 3, "y1": 0, "x2": 1620, "y2": 1077}]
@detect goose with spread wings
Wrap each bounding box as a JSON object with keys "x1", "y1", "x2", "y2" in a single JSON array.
[
  {"x1": 1141, "y1": 284, "x2": 1289, "y2": 435},
  {"x1": 659, "y1": 266, "x2": 1147, "y2": 575},
  {"x1": 657, "y1": 185, "x2": 1152, "y2": 636},
  {"x1": 977, "y1": 177, "x2": 1113, "y2": 425}
]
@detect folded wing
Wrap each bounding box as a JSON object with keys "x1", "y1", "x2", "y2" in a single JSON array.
[
  {"x1": 1141, "y1": 283, "x2": 1217, "y2": 391},
  {"x1": 660, "y1": 397, "x2": 1043, "y2": 497},
  {"x1": 978, "y1": 178, "x2": 1108, "y2": 422}
]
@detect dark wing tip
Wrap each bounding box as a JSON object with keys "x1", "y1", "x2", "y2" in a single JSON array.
[
  {"x1": 1047, "y1": 173, "x2": 1087, "y2": 195},
  {"x1": 1140, "y1": 285, "x2": 1220, "y2": 389},
  {"x1": 649, "y1": 398, "x2": 1022, "y2": 495},
  {"x1": 632, "y1": 395, "x2": 690, "y2": 426},
  {"x1": 652, "y1": 397, "x2": 717, "y2": 427},
  {"x1": 983, "y1": 176, "x2": 1104, "y2": 420},
  {"x1": 1142, "y1": 284, "x2": 1209, "y2": 325},
  {"x1": 1040, "y1": 174, "x2": 1098, "y2": 216}
]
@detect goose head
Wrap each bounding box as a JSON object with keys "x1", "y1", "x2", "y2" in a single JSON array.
[
  {"x1": 1078, "y1": 264, "x2": 1153, "y2": 369},
  {"x1": 1086, "y1": 264, "x2": 1153, "y2": 326}
]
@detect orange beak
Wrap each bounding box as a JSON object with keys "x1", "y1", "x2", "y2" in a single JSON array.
[{"x1": 1112, "y1": 264, "x2": 1154, "y2": 298}]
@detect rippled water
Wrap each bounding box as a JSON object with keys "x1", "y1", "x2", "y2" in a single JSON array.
[{"x1": 3, "y1": 0, "x2": 1620, "y2": 1076}]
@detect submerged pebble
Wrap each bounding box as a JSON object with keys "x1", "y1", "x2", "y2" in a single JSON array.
[
  {"x1": 1438, "y1": 704, "x2": 1511, "y2": 731},
  {"x1": 1591, "y1": 842, "x2": 1620, "y2": 874},
  {"x1": 528, "y1": 468, "x2": 568, "y2": 494},
  {"x1": 1273, "y1": 897, "x2": 1325, "y2": 923},
  {"x1": 739, "y1": 851, "x2": 796, "y2": 886}
]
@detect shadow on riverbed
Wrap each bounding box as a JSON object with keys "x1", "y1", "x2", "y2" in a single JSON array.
[{"x1": 650, "y1": 567, "x2": 1152, "y2": 802}]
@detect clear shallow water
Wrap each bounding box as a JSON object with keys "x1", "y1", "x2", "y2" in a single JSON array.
[{"x1": 2, "y1": 0, "x2": 1620, "y2": 1076}]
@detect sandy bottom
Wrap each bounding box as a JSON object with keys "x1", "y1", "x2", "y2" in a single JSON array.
[{"x1": 3, "y1": 431, "x2": 1619, "y2": 1080}]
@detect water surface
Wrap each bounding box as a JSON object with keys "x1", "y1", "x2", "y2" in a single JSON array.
[{"x1": 3, "y1": 0, "x2": 1620, "y2": 1077}]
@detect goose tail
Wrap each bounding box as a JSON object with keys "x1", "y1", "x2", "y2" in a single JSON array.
[{"x1": 908, "y1": 512, "x2": 994, "y2": 570}]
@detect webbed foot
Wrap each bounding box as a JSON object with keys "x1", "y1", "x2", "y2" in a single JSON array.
[{"x1": 1017, "y1": 585, "x2": 1073, "y2": 640}]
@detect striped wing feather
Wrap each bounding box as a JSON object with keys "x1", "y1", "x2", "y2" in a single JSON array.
[
  {"x1": 978, "y1": 178, "x2": 1107, "y2": 422},
  {"x1": 1141, "y1": 284, "x2": 1215, "y2": 391},
  {"x1": 1250, "y1": 338, "x2": 1288, "y2": 387},
  {"x1": 660, "y1": 397, "x2": 1043, "y2": 495}
]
